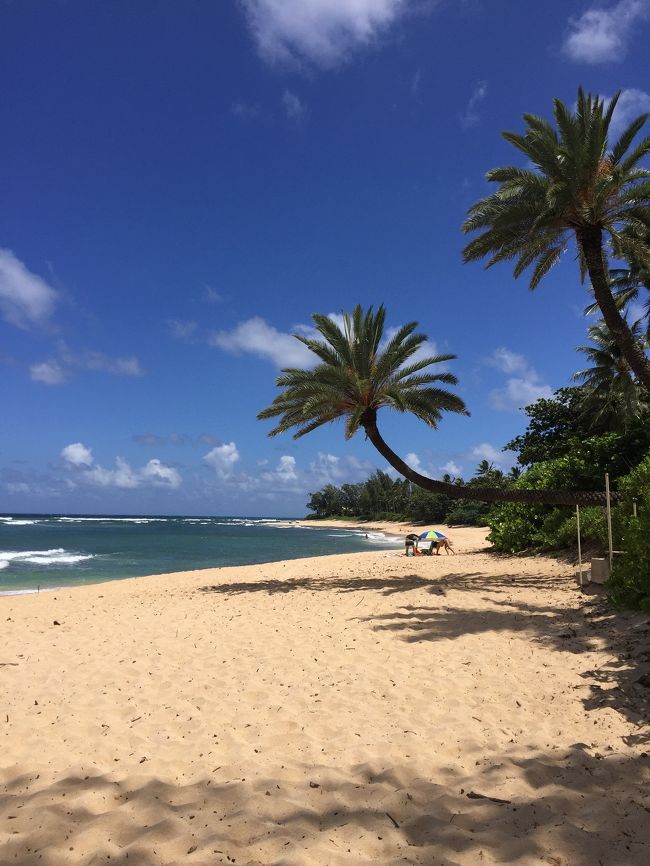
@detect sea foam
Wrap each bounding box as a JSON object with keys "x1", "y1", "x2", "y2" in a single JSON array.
[{"x1": 0, "y1": 548, "x2": 94, "y2": 567}]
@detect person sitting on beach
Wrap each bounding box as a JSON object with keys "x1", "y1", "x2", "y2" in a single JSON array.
[
  {"x1": 404, "y1": 533, "x2": 420, "y2": 556},
  {"x1": 433, "y1": 537, "x2": 455, "y2": 555}
]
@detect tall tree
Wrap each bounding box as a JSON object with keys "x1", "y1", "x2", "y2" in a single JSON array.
[
  {"x1": 258, "y1": 305, "x2": 614, "y2": 506},
  {"x1": 462, "y1": 88, "x2": 650, "y2": 389},
  {"x1": 585, "y1": 225, "x2": 650, "y2": 339},
  {"x1": 574, "y1": 319, "x2": 648, "y2": 428}
]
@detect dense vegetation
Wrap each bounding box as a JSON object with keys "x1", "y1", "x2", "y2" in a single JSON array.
[{"x1": 306, "y1": 460, "x2": 512, "y2": 526}]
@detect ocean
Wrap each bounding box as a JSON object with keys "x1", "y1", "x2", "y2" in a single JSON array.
[{"x1": 0, "y1": 514, "x2": 402, "y2": 594}]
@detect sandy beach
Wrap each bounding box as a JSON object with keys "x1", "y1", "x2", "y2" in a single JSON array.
[{"x1": 1, "y1": 525, "x2": 649, "y2": 865}]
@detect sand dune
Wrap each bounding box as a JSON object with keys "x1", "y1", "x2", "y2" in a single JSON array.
[{"x1": 1, "y1": 526, "x2": 649, "y2": 865}]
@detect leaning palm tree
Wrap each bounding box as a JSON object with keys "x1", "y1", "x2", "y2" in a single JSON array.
[
  {"x1": 585, "y1": 225, "x2": 650, "y2": 339},
  {"x1": 258, "y1": 305, "x2": 614, "y2": 506},
  {"x1": 574, "y1": 319, "x2": 648, "y2": 429},
  {"x1": 462, "y1": 88, "x2": 650, "y2": 389}
]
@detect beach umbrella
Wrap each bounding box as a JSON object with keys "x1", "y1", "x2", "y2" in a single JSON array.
[{"x1": 418, "y1": 530, "x2": 447, "y2": 541}]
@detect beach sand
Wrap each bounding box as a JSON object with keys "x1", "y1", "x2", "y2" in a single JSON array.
[{"x1": 1, "y1": 525, "x2": 649, "y2": 865}]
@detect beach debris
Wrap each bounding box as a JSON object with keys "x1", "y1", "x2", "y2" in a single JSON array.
[
  {"x1": 139, "y1": 756, "x2": 147, "y2": 763},
  {"x1": 386, "y1": 812, "x2": 400, "y2": 828},
  {"x1": 53, "y1": 621, "x2": 61, "y2": 626},
  {"x1": 309, "y1": 781, "x2": 320, "y2": 788},
  {"x1": 466, "y1": 791, "x2": 511, "y2": 805}
]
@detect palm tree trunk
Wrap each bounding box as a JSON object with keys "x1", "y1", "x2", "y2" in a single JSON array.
[
  {"x1": 578, "y1": 226, "x2": 650, "y2": 390},
  {"x1": 361, "y1": 409, "x2": 617, "y2": 507}
]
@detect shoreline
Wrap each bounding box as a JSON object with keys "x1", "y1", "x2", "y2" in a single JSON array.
[{"x1": 0, "y1": 515, "x2": 430, "y2": 599}]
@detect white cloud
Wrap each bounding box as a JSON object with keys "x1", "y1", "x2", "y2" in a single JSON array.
[
  {"x1": 59, "y1": 345, "x2": 144, "y2": 377},
  {"x1": 61, "y1": 442, "x2": 94, "y2": 467},
  {"x1": 168, "y1": 319, "x2": 198, "y2": 341},
  {"x1": 487, "y1": 347, "x2": 553, "y2": 411},
  {"x1": 469, "y1": 443, "x2": 502, "y2": 465},
  {"x1": 563, "y1": 0, "x2": 649, "y2": 63},
  {"x1": 60, "y1": 445, "x2": 181, "y2": 490},
  {"x1": 240, "y1": 0, "x2": 412, "y2": 67},
  {"x1": 86, "y1": 457, "x2": 140, "y2": 489},
  {"x1": 210, "y1": 317, "x2": 316, "y2": 368},
  {"x1": 204, "y1": 442, "x2": 240, "y2": 478},
  {"x1": 404, "y1": 451, "x2": 422, "y2": 473},
  {"x1": 489, "y1": 377, "x2": 553, "y2": 411},
  {"x1": 488, "y1": 347, "x2": 529, "y2": 375},
  {"x1": 203, "y1": 287, "x2": 223, "y2": 304},
  {"x1": 441, "y1": 460, "x2": 462, "y2": 476},
  {"x1": 140, "y1": 458, "x2": 182, "y2": 489},
  {"x1": 30, "y1": 360, "x2": 67, "y2": 385},
  {"x1": 282, "y1": 88, "x2": 306, "y2": 119},
  {"x1": 31, "y1": 344, "x2": 144, "y2": 384},
  {"x1": 309, "y1": 452, "x2": 373, "y2": 485},
  {"x1": 468, "y1": 443, "x2": 516, "y2": 472},
  {"x1": 460, "y1": 80, "x2": 487, "y2": 129},
  {"x1": 606, "y1": 87, "x2": 650, "y2": 141},
  {"x1": 261, "y1": 454, "x2": 298, "y2": 484},
  {"x1": 0, "y1": 249, "x2": 58, "y2": 328}
]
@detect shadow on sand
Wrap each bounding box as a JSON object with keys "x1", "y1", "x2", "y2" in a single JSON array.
[
  {"x1": 1, "y1": 747, "x2": 648, "y2": 865},
  {"x1": 199, "y1": 568, "x2": 650, "y2": 745}
]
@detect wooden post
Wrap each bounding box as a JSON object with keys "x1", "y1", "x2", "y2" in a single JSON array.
[
  {"x1": 605, "y1": 472, "x2": 613, "y2": 571},
  {"x1": 576, "y1": 505, "x2": 583, "y2": 587},
  {"x1": 633, "y1": 497, "x2": 638, "y2": 518}
]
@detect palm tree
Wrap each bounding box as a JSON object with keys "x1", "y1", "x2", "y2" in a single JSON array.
[
  {"x1": 258, "y1": 305, "x2": 614, "y2": 506},
  {"x1": 462, "y1": 88, "x2": 650, "y2": 389},
  {"x1": 585, "y1": 226, "x2": 650, "y2": 339},
  {"x1": 574, "y1": 319, "x2": 648, "y2": 429}
]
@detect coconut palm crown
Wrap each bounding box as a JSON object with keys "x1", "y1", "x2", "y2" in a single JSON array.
[
  {"x1": 258, "y1": 304, "x2": 468, "y2": 441},
  {"x1": 258, "y1": 305, "x2": 616, "y2": 506},
  {"x1": 462, "y1": 87, "x2": 650, "y2": 389},
  {"x1": 574, "y1": 319, "x2": 648, "y2": 428}
]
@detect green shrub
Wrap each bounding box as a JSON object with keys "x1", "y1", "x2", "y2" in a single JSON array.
[
  {"x1": 555, "y1": 507, "x2": 608, "y2": 550},
  {"x1": 444, "y1": 500, "x2": 491, "y2": 526},
  {"x1": 608, "y1": 453, "x2": 650, "y2": 610},
  {"x1": 488, "y1": 502, "x2": 548, "y2": 552}
]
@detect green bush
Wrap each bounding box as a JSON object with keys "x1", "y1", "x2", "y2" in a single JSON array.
[
  {"x1": 555, "y1": 507, "x2": 608, "y2": 550},
  {"x1": 487, "y1": 436, "x2": 636, "y2": 554},
  {"x1": 608, "y1": 453, "x2": 650, "y2": 610},
  {"x1": 444, "y1": 500, "x2": 491, "y2": 526}
]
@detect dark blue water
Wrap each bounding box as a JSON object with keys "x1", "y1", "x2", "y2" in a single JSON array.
[{"x1": 0, "y1": 515, "x2": 402, "y2": 594}]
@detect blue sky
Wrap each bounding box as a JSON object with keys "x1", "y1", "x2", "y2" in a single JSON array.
[{"x1": 1, "y1": 0, "x2": 649, "y2": 516}]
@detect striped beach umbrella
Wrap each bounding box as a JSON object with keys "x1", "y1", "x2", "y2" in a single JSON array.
[{"x1": 418, "y1": 530, "x2": 447, "y2": 541}]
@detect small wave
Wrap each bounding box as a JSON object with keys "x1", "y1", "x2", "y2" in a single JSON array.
[
  {"x1": 0, "y1": 548, "x2": 94, "y2": 567},
  {"x1": 0, "y1": 518, "x2": 38, "y2": 525},
  {"x1": 56, "y1": 517, "x2": 166, "y2": 524}
]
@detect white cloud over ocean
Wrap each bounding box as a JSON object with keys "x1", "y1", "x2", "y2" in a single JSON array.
[
  {"x1": 204, "y1": 442, "x2": 241, "y2": 478},
  {"x1": 61, "y1": 443, "x2": 181, "y2": 490}
]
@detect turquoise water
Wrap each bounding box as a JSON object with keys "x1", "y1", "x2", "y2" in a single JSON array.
[{"x1": 0, "y1": 515, "x2": 402, "y2": 594}]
